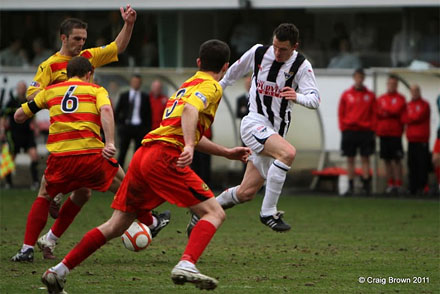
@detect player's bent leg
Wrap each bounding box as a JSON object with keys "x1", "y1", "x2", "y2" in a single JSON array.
[
  {"x1": 173, "y1": 198, "x2": 223, "y2": 290},
  {"x1": 98, "y1": 209, "x2": 137, "y2": 240},
  {"x1": 235, "y1": 161, "x2": 266, "y2": 203},
  {"x1": 259, "y1": 135, "x2": 294, "y2": 232},
  {"x1": 45, "y1": 171, "x2": 62, "y2": 219},
  {"x1": 38, "y1": 188, "x2": 92, "y2": 260},
  {"x1": 12, "y1": 177, "x2": 52, "y2": 262},
  {"x1": 187, "y1": 162, "x2": 264, "y2": 237},
  {"x1": 42, "y1": 210, "x2": 136, "y2": 294},
  {"x1": 107, "y1": 166, "x2": 126, "y2": 193},
  {"x1": 49, "y1": 193, "x2": 63, "y2": 219},
  {"x1": 260, "y1": 134, "x2": 296, "y2": 166}
]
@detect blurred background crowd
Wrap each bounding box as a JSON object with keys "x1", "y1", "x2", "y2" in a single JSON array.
[{"x1": 0, "y1": 5, "x2": 439, "y2": 69}]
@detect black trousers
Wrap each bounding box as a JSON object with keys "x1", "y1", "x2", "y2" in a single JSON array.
[
  {"x1": 117, "y1": 125, "x2": 147, "y2": 167},
  {"x1": 407, "y1": 142, "x2": 430, "y2": 194}
]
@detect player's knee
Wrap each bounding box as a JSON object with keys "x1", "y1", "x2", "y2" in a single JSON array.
[
  {"x1": 80, "y1": 189, "x2": 92, "y2": 200},
  {"x1": 215, "y1": 208, "x2": 226, "y2": 223},
  {"x1": 71, "y1": 189, "x2": 92, "y2": 206},
  {"x1": 278, "y1": 145, "x2": 296, "y2": 166},
  {"x1": 38, "y1": 194, "x2": 51, "y2": 202}
]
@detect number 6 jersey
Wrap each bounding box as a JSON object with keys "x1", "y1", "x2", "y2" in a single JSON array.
[{"x1": 21, "y1": 78, "x2": 111, "y2": 156}]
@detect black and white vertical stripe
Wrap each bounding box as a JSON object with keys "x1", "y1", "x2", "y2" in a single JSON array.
[{"x1": 251, "y1": 49, "x2": 301, "y2": 137}]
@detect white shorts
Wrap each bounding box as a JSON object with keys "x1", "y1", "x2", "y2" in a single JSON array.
[{"x1": 240, "y1": 113, "x2": 277, "y2": 179}]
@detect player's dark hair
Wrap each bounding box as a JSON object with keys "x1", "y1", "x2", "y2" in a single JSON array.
[
  {"x1": 199, "y1": 39, "x2": 230, "y2": 73},
  {"x1": 388, "y1": 74, "x2": 399, "y2": 81},
  {"x1": 67, "y1": 56, "x2": 93, "y2": 78},
  {"x1": 353, "y1": 68, "x2": 365, "y2": 76},
  {"x1": 273, "y1": 23, "x2": 300, "y2": 46},
  {"x1": 60, "y1": 18, "x2": 88, "y2": 37}
]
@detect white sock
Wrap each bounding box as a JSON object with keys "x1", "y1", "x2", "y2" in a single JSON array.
[
  {"x1": 261, "y1": 160, "x2": 290, "y2": 216},
  {"x1": 52, "y1": 262, "x2": 70, "y2": 278},
  {"x1": 47, "y1": 230, "x2": 58, "y2": 243},
  {"x1": 21, "y1": 244, "x2": 34, "y2": 252},
  {"x1": 216, "y1": 186, "x2": 240, "y2": 209},
  {"x1": 148, "y1": 216, "x2": 158, "y2": 230},
  {"x1": 176, "y1": 260, "x2": 198, "y2": 272}
]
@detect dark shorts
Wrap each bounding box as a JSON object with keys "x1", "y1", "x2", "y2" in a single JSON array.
[
  {"x1": 10, "y1": 133, "x2": 36, "y2": 155},
  {"x1": 379, "y1": 136, "x2": 404, "y2": 160},
  {"x1": 341, "y1": 130, "x2": 375, "y2": 157}
]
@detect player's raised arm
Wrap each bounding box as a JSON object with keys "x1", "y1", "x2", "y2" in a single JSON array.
[
  {"x1": 219, "y1": 44, "x2": 259, "y2": 90},
  {"x1": 196, "y1": 136, "x2": 251, "y2": 163},
  {"x1": 115, "y1": 4, "x2": 137, "y2": 54},
  {"x1": 177, "y1": 103, "x2": 199, "y2": 167}
]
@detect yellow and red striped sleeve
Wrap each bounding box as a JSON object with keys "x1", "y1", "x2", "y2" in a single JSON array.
[{"x1": 83, "y1": 42, "x2": 118, "y2": 68}]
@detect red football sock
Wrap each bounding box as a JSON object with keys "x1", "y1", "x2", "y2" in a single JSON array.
[
  {"x1": 24, "y1": 197, "x2": 50, "y2": 246},
  {"x1": 137, "y1": 210, "x2": 153, "y2": 226},
  {"x1": 51, "y1": 197, "x2": 82, "y2": 238},
  {"x1": 395, "y1": 179, "x2": 402, "y2": 187},
  {"x1": 62, "y1": 228, "x2": 106, "y2": 270},
  {"x1": 436, "y1": 167, "x2": 440, "y2": 184},
  {"x1": 181, "y1": 220, "x2": 217, "y2": 264}
]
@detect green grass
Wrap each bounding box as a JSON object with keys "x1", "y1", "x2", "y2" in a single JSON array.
[{"x1": 0, "y1": 189, "x2": 439, "y2": 294}]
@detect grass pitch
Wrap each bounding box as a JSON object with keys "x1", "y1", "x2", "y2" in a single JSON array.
[{"x1": 0, "y1": 189, "x2": 438, "y2": 294}]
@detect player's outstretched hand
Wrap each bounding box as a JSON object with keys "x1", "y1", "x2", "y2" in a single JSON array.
[
  {"x1": 120, "y1": 4, "x2": 137, "y2": 25},
  {"x1": 102, "y1": 143, "x2": 116, "y2": 159},
  {"x1": 279, "y1": 87, "x2": 297, "y2": 101},
  {"x1": 226, "y1": 147, "x2": 252, "y2": 163},
  {"x1": 177, "y1": 145, "x2": 194, "y2": 167}
]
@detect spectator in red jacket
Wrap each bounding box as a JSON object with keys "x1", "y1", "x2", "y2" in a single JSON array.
[
  {"x1": 376, "y1": 75, "x2": 406, "y2": 195},
  {"x1": 149, "y1": 79, "x2": 168, "y2": 130},
  {"x1": 403, "y1": 84, "x2": 431, "y2": 195},
  {"x1": 338, "y1": 68, "x2": 376, "y2": 195},
  {"x1": 432, "y1": 95, "x2": 440, "y2": 193}
]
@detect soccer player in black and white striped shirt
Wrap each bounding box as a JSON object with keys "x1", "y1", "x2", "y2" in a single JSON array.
[{"x1": 189, "y1": 23, "x2": 320, "y2": 233}]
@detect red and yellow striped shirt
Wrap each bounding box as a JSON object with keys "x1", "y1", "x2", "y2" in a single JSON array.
[
  {"x1": 143, "y1": 71, "x2": 222, "y2": 149},
  {"x1": 22, "y1": 78, "x2": 111, "y2": 156},
  {"x1": 27, "y1": 42, "x2": 118, "y2": 97}
]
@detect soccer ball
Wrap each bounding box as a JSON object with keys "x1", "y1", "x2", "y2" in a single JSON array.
[{"x1": 121, "y1": 221, "x2": 152, "y2": 252}]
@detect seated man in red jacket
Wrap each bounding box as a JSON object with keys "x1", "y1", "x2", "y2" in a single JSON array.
[
  {"x1": 338, "y1": 68, "x2": 376, "y2": 196},
  {"x1": 403, "y1": 84, "x2": 431, "y2": 195},
  {"x1": 376, "y1": 75, "x2": 406, "y2": 195}
]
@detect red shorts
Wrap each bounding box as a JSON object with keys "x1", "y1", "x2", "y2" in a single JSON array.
[
  {"x1": 44, "y1": 153, "x2": 119, "y2": 198},
  {"x1": 434, "y1": 139, "x2": 440, "y2": 154},
  {"x1": 111, "y1": 142, "x2": 213, "y2": 213}
]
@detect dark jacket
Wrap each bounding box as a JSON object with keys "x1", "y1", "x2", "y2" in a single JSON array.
[{"x1": 115, "y1": 90, "x2": 151, "y2": 131}]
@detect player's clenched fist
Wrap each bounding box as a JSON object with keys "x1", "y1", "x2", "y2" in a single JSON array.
[
  {"x1": 102, "y1": 143, "x2": 116, "y2": 159},
  {"x1": 226, "y1": 147, "x2": 252, "y2": 163},
  {"x1": 279, "y1": 86, "x2": 297, "y2": 101},
  {"x1": 177, "y1": 145, "x2": 194, "y2": 167}
]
